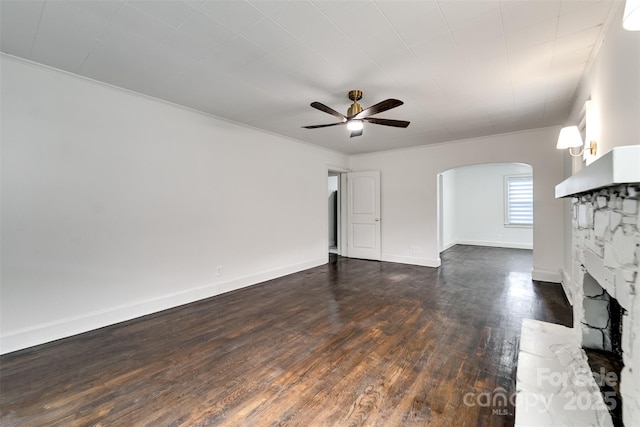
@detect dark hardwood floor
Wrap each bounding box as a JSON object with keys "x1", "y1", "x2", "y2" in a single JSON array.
[{"x1": 0, "y1": 245, "x2": 572, "y2": 426}]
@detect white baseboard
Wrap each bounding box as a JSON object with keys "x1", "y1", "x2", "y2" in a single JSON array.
[
  {"x1": 559, "y1": 268, "x2": 574, "y2": 305},
  {"x1": 532, "y1": 268, "x2": 562, "y2": 283},
  {"x1": 441, "y1": 241, "x2": 457, "y2": 251},
  {"x1": 0, "y1": 258, "x2": 326, "y2": 355},
  {"x1": 454, "y1": 240, "x2": 533, "y2": 250},
  {"x1": 217, "y1": 258, "x2": 325, "y2": 294},
  {"x1": 381, "y1": 254, "x2": 441, "y2": 268}
]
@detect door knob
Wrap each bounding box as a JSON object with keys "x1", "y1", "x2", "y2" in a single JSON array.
[{"x1": 375, "y1": 218, "x2": 380, "y2": 222}]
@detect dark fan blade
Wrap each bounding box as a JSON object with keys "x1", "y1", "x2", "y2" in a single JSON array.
[
  {"x1": 302, "y1": 122, "x2": 346, "y2": 129},
  {"x1": 350, "y1": 128, "x2": 363, "y2": 138},
  {"x1": 352, "y1": 99, "x2": 403, "y2": 119},
  {"x1": 364, "y1": 117, "x2": 410, "y2": 128},
  {"x1": 310, "y1": 102, "x2": 347, "y2": 121}
]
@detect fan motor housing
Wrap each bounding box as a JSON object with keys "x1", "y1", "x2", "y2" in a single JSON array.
[
  {"x1": 347, "y1": 90, "x2": 363, "y2": 116},
  {"x1": 348, "y1": 102, "x2": 362, "y2": 117}
]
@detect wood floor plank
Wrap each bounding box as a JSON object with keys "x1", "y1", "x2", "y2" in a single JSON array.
[{"x1": 0, "y1": 245, "x2": 572, "y2": 426}]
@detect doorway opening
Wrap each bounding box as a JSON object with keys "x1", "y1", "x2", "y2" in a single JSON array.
[
  {"x1": 328, "y1": 173, "x2": 339, "y2": 254},
  {"x1": 437, "y1": 162, "x2": 533, "y2": 254},
  {"x1": 327, "y1": 169, "x2": 381, "y2": 261}
]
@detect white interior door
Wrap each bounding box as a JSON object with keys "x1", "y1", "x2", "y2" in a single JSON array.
[{"x1": 347, "y1": 171, "x2": 381, "y2": 260}]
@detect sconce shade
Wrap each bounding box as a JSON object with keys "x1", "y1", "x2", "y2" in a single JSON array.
[
  {"x1": 624, "y1": 0, "x2": 640, "y2": 31},
  {"x1": 556, "y1": 126, "x2": 583, "y2": 149}
]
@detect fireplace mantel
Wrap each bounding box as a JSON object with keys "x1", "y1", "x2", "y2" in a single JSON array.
[{"x1": 555, "y1": 145, "x2": 640, "y2": 198}]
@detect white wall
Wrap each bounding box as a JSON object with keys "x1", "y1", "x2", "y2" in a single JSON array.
[
  {"x1": 0, "y1": 55, "x2": 349, "y2": 354},
  {"x1": 349, "y1": 127, "x2": 565, "y2": 281},
  {"x1": 568, "y1": 3, "x2": 640, "y2": 166},
  {"x1": 560, "y1": 4, "x2": 640, "y2": 285},
  {"x1": 449, "y1": 163, "x2": 533, "y2": 250}
]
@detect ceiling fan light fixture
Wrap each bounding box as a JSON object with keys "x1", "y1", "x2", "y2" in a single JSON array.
[
  {"x1": 302, "y1": 90, "x2": 409, "y2": 138},
  {"x1": 347, "y1": 120, "x2": 363, "y2": 131}
]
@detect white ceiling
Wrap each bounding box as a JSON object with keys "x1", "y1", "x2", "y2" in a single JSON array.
[{"x1": 0, "y1": 0, "x2": 618, "y2": 154}]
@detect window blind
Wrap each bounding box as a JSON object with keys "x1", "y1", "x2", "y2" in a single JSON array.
[{"x1": 506, "y1": 176, "x2": 533, "y2": 225}]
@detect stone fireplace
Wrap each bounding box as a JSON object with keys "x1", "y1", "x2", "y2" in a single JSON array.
[
  {"x1": 515, "y1": 146, "x2": 639, "y2": 427},
  {"x1": 581, "y1": 273, "x2": 624, "y2": 354},
  {"x1": 566, "y1": 180, "x2": 639, "y2": 426}
]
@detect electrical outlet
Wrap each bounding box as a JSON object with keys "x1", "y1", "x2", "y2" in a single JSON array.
[
  {"x1": 497, "y1": 234, "x2": 503, "y2": 241},
  {"x1": 216, "y1": 265, "x2": 223, "y2": 277}
]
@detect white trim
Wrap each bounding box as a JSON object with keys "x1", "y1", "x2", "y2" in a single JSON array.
[
  {"x1": 381, "y1": 254, "x2": 441, "y2": 267},
  {"x1": 532, "y1": 268, "x2": 562, "y2": 283},
  {"x1": 0, "y1": 258, "x2": 326, "y2": 355},
  {"x1": 453, "y1": 240, "x2": 533, "y2": 250},
  {"x1": 327, "y1": 165, "x2": 351, "y2": 174},
  {"x1": 503, "y1": 224, "x2": 533, "y2": 229},
  {"x1": 348, "y1": 126, "x2": 562, "y2": 158},
  {"x1": 441, "y1": 241, "x2": 457, "y2": 252},
  {"x1": 559, "y1": 268, "x2": 574, "y2": 305},
  {"x1": 0, "y1": 53, "x2": 347, "y2": 157},
  {"x1": 327, "y1": 169, "x2": 342, "y2": 256},
  {"x1": 339, "y1": 174, "x2": 348, "y2": 257}
]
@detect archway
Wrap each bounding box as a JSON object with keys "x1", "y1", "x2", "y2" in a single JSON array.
[{"x1": 438, "y1": 162, "x2": 533, "y2": 253}]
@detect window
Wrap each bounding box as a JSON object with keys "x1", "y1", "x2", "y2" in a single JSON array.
[{"x1": 505, "y1": 175, "x2": 533, "y2": 226}]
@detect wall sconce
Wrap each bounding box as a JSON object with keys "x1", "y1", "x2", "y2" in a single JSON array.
[
  {"x1": 623, "y1": 0, "x2": 640, "y2": 31},
  {"x1": 556, "y1": 126, "x2": 597, "y2": 157}
]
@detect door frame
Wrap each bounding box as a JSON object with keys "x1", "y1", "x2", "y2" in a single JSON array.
[{"x1": 327, "y1": 166, "x2": 350, "y2": 257}]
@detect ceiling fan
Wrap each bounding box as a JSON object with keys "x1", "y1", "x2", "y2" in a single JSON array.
[{"x1": 302, "y1": 90, "x2": 410, "y2": 138}]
